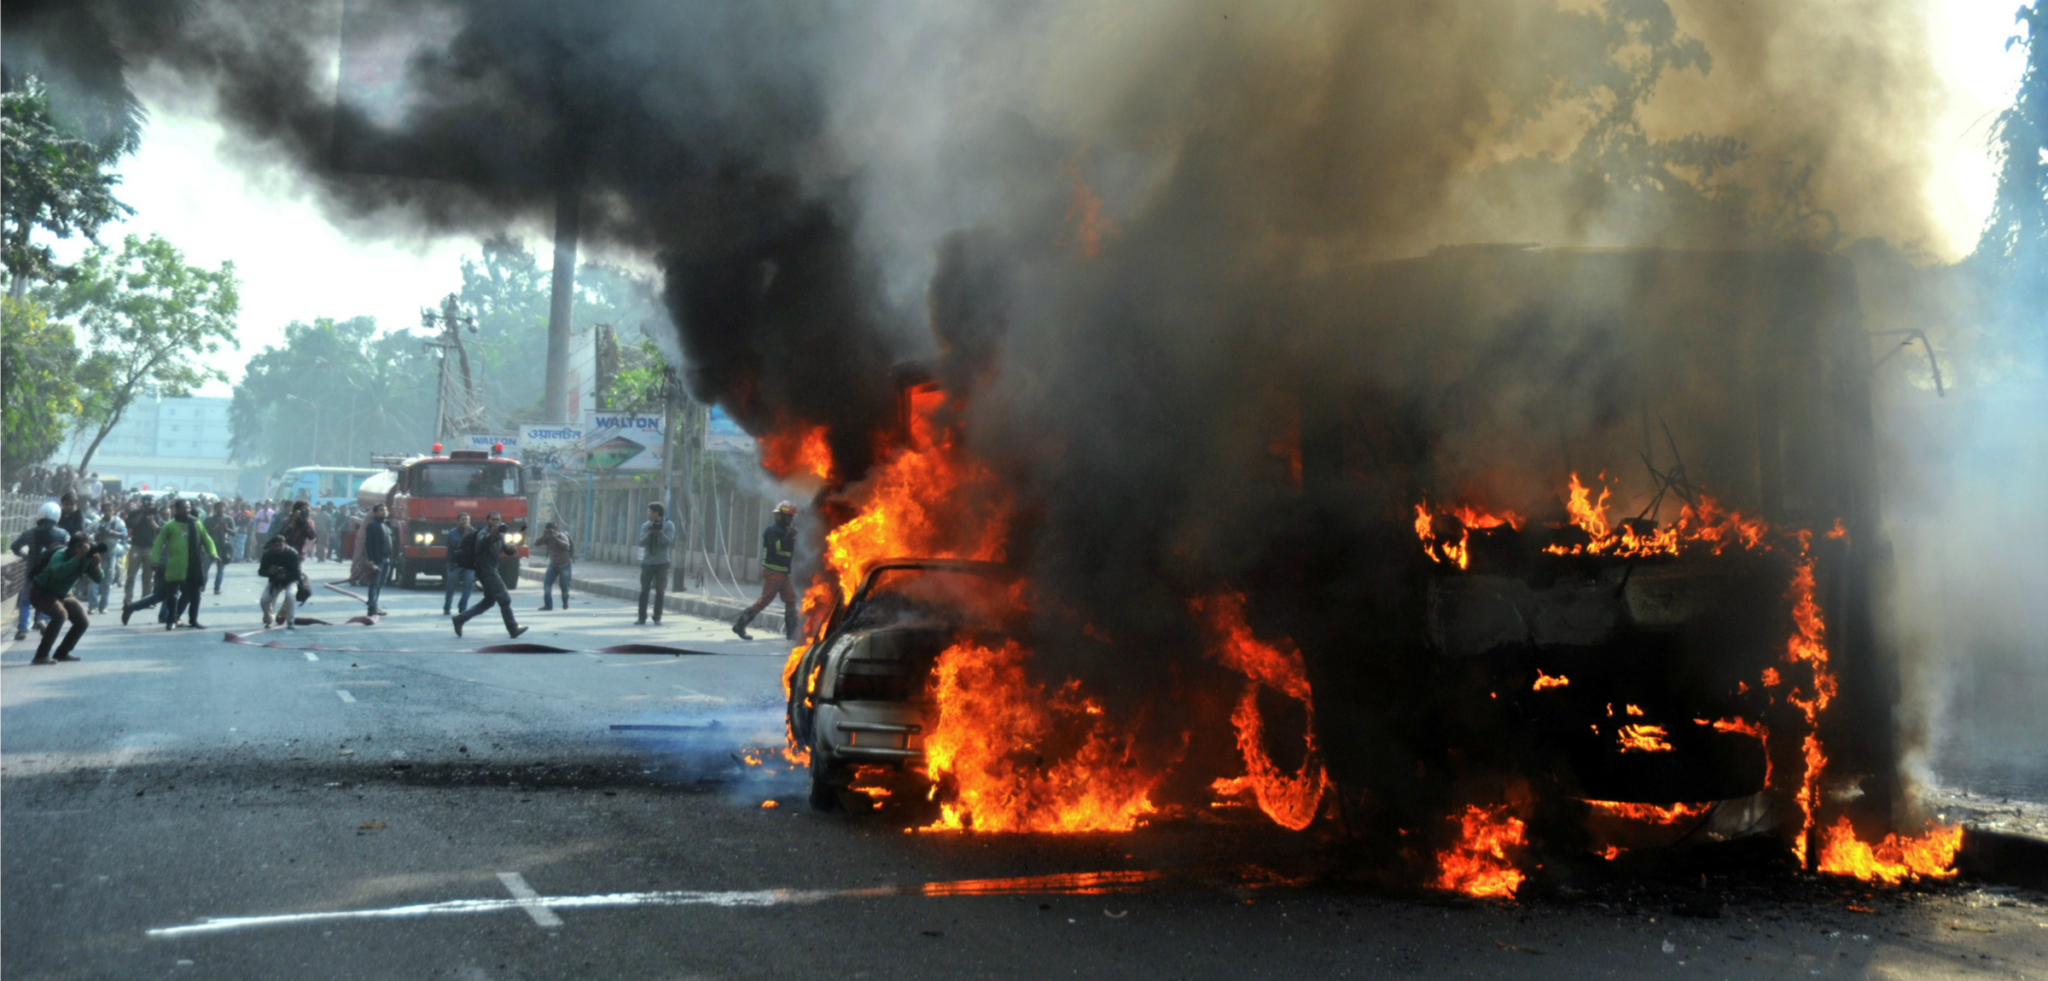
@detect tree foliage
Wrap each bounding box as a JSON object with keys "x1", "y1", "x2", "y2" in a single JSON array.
[
  {"x1": 1969, "y1": 2, "x2": 2048, "y2": 361},
  {"x1": 39, "y1": 233, "x2": 239, "y2": 474},
  {"x1": 225, "y1": 237, "x2": 673, "y2": 471},
  {"x1": 230, "y1": 316, "x2": 441, "y2": 470},
  {"x1": 455, "y1": 234, "x2": 670, "y2": 424},
  {"x1": 0, "y1": 295, "x2": 85, "y2": 477},
  {"x1": 1, "y1": 75, "x2": 130, "y2": 288},
  {"x1": 1982, "y1": 5, "x2": 2048, "y2": 272}
]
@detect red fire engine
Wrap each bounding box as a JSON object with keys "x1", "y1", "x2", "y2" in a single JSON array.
[{"x1": 344, "y1": 443, "x2": 530, "y2": 589}]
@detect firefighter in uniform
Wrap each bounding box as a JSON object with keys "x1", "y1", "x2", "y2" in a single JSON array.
[{"x1": 733, "y1": 501, "x2": 798, "y2": 640}]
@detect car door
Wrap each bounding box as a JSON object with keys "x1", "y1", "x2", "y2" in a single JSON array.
[{"x1": 788, "y1": 630, "x2": 851, "y2": 747}]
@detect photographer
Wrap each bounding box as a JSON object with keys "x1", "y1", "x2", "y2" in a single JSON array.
[
  {"x1": 28, "y1": 533, "x2": 106, "y2": 664},
  {"x1": 257, "y1": 535, "x2": 304, "y2": 630},
  {"x1": 452, "y1": 511, "x2": 527, "y2": 640}
]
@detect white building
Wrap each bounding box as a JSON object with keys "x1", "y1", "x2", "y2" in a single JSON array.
[{"x1": 58, "y1": 396, "x2": 241, "y2": 494}]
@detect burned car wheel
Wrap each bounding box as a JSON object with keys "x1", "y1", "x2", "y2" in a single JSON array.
[{"x1": 808, "y1": 732, "x2": 842, "y2": 811}]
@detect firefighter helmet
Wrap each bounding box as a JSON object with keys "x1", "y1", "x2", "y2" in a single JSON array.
[{"x1": 774, "y1": 501, "x2": 797, "y2": 515}]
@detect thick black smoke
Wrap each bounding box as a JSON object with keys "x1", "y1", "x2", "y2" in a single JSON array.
[
  {"x1": 5, "y1": 0, "x2": 905, "y2": 466},
  {"x1": 9, "y1": 0, "x2": 1988, "y2": 843}
]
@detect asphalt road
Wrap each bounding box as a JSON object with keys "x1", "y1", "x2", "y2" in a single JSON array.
[{"x1": 4, "y1": 559, "x2": 2045, "y2": 980}]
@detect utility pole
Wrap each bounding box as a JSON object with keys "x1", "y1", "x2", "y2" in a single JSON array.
[
  {"x1": 421, "y1": 295, "x2": 478, "y2": 444},
  {"x1": 543, "y1": 186, "x2": 579, "y2": 422}
]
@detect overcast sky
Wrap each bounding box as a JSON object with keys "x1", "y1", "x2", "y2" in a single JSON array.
[{"x1": 56, "y1": 1, "x2": 2032, "y2": 399}]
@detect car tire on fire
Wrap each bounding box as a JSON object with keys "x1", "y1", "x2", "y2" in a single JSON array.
[{"x1": 808, "y1": 730, "x2": 842, "y2": 811}]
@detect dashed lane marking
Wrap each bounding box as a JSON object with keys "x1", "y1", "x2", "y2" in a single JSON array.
[
  {"x1": 304, "y1": 652, "x2": 319, "y2": 662},
  {"x1": 496, "y1": 872, "x2": 563, "y2": 929},
  {"x1": 335, "y1": 689, "x2": 356, "y2": 704}
]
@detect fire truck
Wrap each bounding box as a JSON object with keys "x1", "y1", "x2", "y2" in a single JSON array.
[{"x1": 345, "y1": 443, "x2": 530, "y2": 589}]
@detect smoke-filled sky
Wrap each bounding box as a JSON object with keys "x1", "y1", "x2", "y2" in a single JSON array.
[{"x1": 34, "y1": 0, "x2": 2031, "y2": 396}]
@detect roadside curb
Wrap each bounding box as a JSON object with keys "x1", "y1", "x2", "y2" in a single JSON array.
[{"x1": 518, "y1": 566, "x2": 786, "y2": 634}]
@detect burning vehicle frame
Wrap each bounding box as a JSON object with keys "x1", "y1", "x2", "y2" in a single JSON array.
[
  {"x1": 774, "y1": 244, "x2": 1963, "y2": 892},
  {"x1": 786, "y1": 558, "x2": 1020, "y2": 810}
]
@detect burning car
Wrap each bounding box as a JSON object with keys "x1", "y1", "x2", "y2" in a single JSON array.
[{"x1": 784, "y1": 559, "x2": 1021, "y2": 809}]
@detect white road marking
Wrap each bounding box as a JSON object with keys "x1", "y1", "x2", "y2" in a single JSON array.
[
  {"x1": 143, "y1": 869, "x2": 1186, "y2": 939},
  {"x1": 304, "y1": 652, "x2": 319, "y2": 662},
  {"x1": 147, "y1": 886, "x2": 881, "y2": 938},
  {"x1": 335, "y1": 690, "x2": 356, "y2": 704},
  {"x1": 495, "y1": 872, "x2": 563, "y2": 929}
]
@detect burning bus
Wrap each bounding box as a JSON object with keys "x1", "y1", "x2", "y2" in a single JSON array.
[
  {"x1": 774, "y1": 244, "x2": 1957, "y2": 888},
  {"x1": 1284, "y1": 245, "x2": 1898, "y2": 870}
]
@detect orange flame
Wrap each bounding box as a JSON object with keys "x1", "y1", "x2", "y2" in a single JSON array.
[
  {"x1": 849, "y1": 764, "x2": 895, "y2": 799},
  {"x1": 759, "y1": 425, "x2": 834, "y2": 482},
  {"x1": 1584, "y1": 800, "x2": 1711, "y2": 824},
  {"x1": 820, "y1": 393, "x2": 1011, "y2": 602},
  {"x1": 1434, "y1": 805, "x2": 1526, "y2": 899},
  {"x1": 921, "y1": 639, "x2": 1161, "y2": 833},
  {"x1": 1192, "y1": 592, "x2": 1328, "y2": 831},
  {"x1": 1782, "y1": 547, "x2": 1838, "y2": 866},
  {"x1": 1616, "y1": 724, "x2": 1674, "y2": 753},
  {"x1": 1563, "y1": 472, "x2": 1612, "y2": 540},
  {"x1": 1817, "y1": 818, "x2": 1963, "y2": 885},
  {"x1": 1414, "y1": 500, "x2": 1524, "y2": 569},
  {"x1": 1532, "y1": 671, "x2": 1570, "y2": 690},
  {"x1": 1542, "y1": 473, "x2": 1770, "y2": 558}
]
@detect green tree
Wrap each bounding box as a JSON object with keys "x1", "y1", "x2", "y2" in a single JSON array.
[
  {"x1": 230, "y1": 316, "x2": 440, "y2": 470},
  {"x1": 0, "y1": 295, "x2": 85, "y2": 478},
  {"x1": 455, "y1": 234, "x2": 670, "y2": 425},
  {"x1": 598, "y1": 328, "x2": 671, "y2": 411},
  {"x1": 1974, "y1": 2, "x2": 2048, "y2": 364},
  {"x1": 41, "y1": 233, "x2": 239, "y2": 474},
  {"x1": 1, "y1": 75, "x2": 130, "y2": 294},
  {"x1": 1982, "y1": 2, "x2": 2048, "y2": 272}
]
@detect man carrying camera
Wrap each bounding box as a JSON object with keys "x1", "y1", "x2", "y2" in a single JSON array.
[
  {"x1": 28, "y1": 532, "x2": 107, "y2": 664},
  {"x1": 257, "y1": 535, "x2": 305, "y2": 630},
  {"x1": 452, "y1": 511, "x2": 528, "y2": 640}
]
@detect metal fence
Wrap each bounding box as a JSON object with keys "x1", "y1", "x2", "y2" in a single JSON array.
[
  {"x1": 0, "y1": 490, "x2": 42, "y2": 539},
  {"x1": 535, "y1": 464, "x2": 773, "y2": 589}
]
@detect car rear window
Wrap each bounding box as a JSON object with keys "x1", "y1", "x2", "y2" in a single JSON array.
[{"x1": 847, "y1": 567, "x2": 1019, "y2": 633}]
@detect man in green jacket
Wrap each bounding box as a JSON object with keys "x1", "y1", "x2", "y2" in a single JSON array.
[
  {"x1": 150, "y1": 499, "x2": 218, "y2": 630},
  {"x1": 29, "y1": 532, "x2": 105, "y2": 663}
]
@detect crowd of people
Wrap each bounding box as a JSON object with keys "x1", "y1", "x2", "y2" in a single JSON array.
[
  {"x1": 9, "y1": 485, "x2": 804, "y2": 660},
  {"x1": 6, "y1": 489, "x2": 366, "y2": 656}
]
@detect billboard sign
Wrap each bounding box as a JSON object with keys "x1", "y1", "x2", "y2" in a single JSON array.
[
  {"x1": 706, "y1": 405, "x2": 756, "y2": 454},
  {"x1": 458, "y1": 433, "x2": 519, "y2": 458},
  {"x1": 519, "y1": 423, "x2": 586, "y2": 472},
  {"x1": 585, "y1": 413, "x2": 664, "y2": 471}
]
